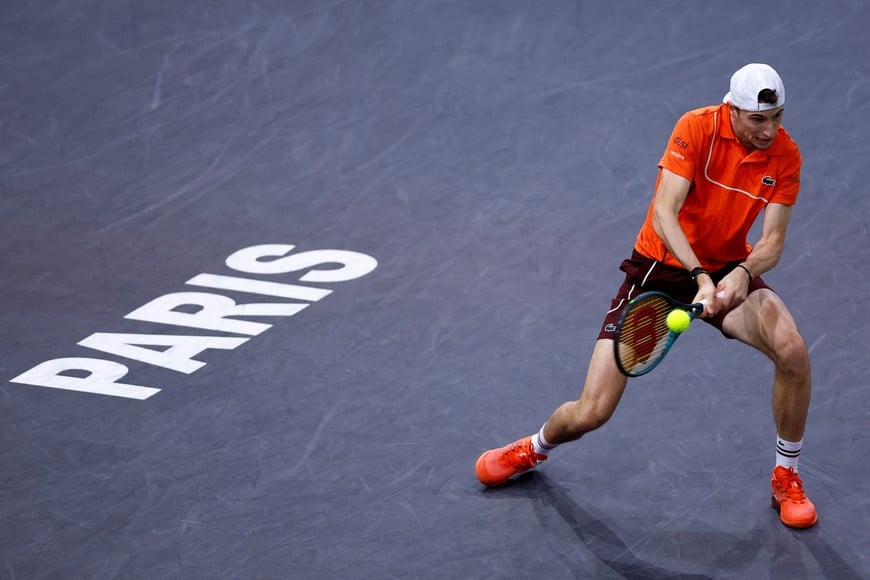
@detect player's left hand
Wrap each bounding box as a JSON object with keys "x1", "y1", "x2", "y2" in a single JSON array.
[{"x1": 715, "y1": 268, "x2": 751, "y2": 310}]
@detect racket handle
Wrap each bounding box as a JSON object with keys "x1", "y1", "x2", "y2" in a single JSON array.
[{"x1": 698, "y1": 291, "x2": 726, "y2": 307}]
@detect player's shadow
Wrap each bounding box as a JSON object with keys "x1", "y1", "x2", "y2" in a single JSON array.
[
  {"x1": 481, "y1": 472, "x2": 864, "y2": 580},
  {"x1": 483, "y1": 472, "x2": 714, "y2": 579},
  {"x1": 767, "y1": 519, "x2": 865, "y2": 580}
]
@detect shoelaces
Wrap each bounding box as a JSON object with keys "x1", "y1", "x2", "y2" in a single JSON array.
[
  {"x1": 500, "y1": 441, "x2": 541, "y2": 469},
  {"x1": 775, "y1": 469, "x2": 807, "y2": 502}
]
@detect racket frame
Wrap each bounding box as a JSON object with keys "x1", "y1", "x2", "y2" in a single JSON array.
[{"x1": 612, "y1": 291, "x2": 706, "y2": 377}]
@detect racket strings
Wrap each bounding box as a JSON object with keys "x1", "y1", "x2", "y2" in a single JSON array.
[{"x1": 617, "y1": 296, "x2": 672, "y2": 373}]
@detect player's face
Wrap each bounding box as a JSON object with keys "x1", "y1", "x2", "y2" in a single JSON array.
[{"x1": 731, "y1": 106, "x2": 784, "y2": 151}]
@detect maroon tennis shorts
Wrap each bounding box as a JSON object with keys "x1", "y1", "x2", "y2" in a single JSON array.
[{"x1": 598, "y1": 249, "x2": 773, "y2": 340}]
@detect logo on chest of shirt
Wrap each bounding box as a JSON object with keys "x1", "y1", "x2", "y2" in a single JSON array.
[{"x1": 762, "y1": 176, "x2": 776, "y2": 186}]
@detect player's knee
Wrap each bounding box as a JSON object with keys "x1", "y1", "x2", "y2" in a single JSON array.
[
  {"x1": 569, "y1": 398, "x2": 615, "y2": 433},
  {"x1": 585, "y1": 413, "x2": 612, "y2": 432},
  {"x1": 774, "y1": 332, "x2": 810, "y2": 376}
]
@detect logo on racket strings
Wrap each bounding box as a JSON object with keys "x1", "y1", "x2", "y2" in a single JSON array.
[{"x1": 629, "y1": 304, "x2": 661, "y2": 364}]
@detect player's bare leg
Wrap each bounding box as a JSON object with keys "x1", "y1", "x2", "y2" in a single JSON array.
[
  {"x1": 722, "y1": 288, "x2": 817, "y2": 528},
  {"x1": 475, "y1": 339, "x2": 627, "y2": 486},
  {"x1": 541, "y1": 339, "x2": 629, "y2": 444},
  {"x1": 722, "y1": 289, "x2": 811, "y2": 440}
]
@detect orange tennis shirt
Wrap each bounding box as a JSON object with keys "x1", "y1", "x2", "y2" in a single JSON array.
[{"x1": 634, "y1": 103, "x2": 802, "y2": 271}]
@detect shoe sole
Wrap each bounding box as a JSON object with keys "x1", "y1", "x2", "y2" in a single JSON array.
[{"x1": 771, "y1": 495, "x2": 819, "y2": 528}]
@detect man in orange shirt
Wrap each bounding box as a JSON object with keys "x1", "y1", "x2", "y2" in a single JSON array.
[{"x1": 475, "y1": 63, "x2": 817, "y2": 529}]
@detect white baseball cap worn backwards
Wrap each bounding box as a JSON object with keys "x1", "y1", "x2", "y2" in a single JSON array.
[{"x1": 723, "y1": 63, "x2": 785, "y2": 111}]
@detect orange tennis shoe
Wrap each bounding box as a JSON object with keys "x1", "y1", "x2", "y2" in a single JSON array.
[
  {"x1": 475, "y1": 436, "x2": 547, "y2": 487},
  {"x1": 771, "y1": 466, "x2": 818, "y2": 528}
]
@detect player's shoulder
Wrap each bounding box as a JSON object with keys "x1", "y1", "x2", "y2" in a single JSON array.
[
  {"x1": 683, "y1": 104, "x2": 721, "y2": 119},
  {"x1": 674, "y1": 105, "x2": 721, "y2": 131},
  {"x1": 773, "y1": 125, "x2": 801, "y2": 157}
]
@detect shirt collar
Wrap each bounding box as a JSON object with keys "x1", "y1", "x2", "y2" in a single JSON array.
[{"x1": 718, "y1": 103, "x2": 738, "y2": 141}]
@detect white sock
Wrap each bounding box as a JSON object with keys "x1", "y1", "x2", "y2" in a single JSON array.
[
  {"x1": 776, "y1": 436, "x2": 802, "y2": 472},
  {"x1": 531, "y1": 424, "x2": 557, "y2": 456}
]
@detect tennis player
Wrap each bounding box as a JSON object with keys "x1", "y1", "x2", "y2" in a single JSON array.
[{"x1": 475, "y1": 63, "x2": 817, "y2": 528}]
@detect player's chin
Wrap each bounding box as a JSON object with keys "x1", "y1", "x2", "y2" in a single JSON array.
[{"x1": 753, "y1": 137, "x2": 775, "y2": 149}]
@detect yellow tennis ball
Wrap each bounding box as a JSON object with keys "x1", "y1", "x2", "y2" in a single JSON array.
[{"x1": 666, "y1": 309, "x2": 691, "y2": 333}]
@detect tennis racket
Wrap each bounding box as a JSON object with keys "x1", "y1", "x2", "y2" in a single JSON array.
[{"x1": 613, "y1": 290, "x2": 722, "y2": 377}]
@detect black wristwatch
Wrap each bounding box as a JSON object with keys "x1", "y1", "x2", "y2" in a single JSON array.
[{"x1": 690, "y1": 267, "x2": 709, "y2": 280}]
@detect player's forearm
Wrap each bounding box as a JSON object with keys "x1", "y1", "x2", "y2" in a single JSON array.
[
  {"x1": 742, "y1": 204, "x2": 791, "y2": 278},
  {"x1": 742, "y1": 236, "x2": 784, "y2": 279},
  {"x1": 652, "y1": 205, "x2": 704, "y2": 273},
  {"x1": 651, "y1": 169, "x2": 705, "y2": 275}
]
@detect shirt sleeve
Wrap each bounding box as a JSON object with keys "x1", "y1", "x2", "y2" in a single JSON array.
[
  {"x1": 770, "y1": 152, "x2": 801, "y2": 206},
  {"x1": 658, "y1": 112, "x2": 701, "y2": 182}
]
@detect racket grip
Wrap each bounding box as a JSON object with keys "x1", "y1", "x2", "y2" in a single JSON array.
[{"x1": 698, "y1": 291, "x2": 726, "y2": 307}]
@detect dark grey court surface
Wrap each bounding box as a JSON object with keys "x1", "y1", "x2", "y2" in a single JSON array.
[{"x1": 3, "y1": 1, "x2": 869, "y2": 578}]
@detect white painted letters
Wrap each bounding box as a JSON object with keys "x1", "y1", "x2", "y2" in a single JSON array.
[
  {"x1": 125, "y1": 292, "x2": 308, "y2": 336},
  {"x1": 185, "y1": 273, "x2": 332, "y2": 302},
  {"x1": 9, "y1": 243, "x2": 377, "y2": 400},
  {"x1": 78, "y1": 333, "x2": 249, "y2": 373},
  {"x1": 10, "y1": 358, "x2": 160, "y2": 400},
  {"x1": 226, "y1": 244, "x2": 378, "y2": 282}
]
